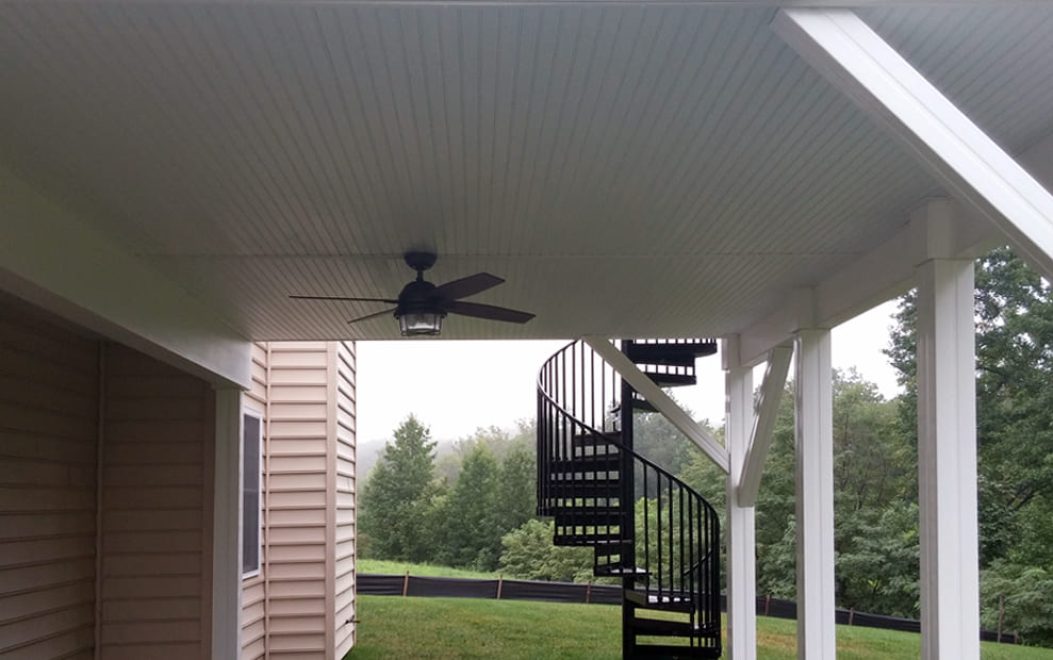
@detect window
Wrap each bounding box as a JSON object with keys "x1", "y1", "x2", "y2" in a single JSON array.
[{"x1": 242, "y1": 411, "x2": 262, "y2": 577}]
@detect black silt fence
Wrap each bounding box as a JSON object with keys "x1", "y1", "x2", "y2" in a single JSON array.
[{"x1": 358, "y1": 574, "x2": 1019, "y2": 644}]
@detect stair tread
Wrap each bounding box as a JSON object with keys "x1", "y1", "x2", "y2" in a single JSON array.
[
  {"x1": 625, "y1": 589, "x2": 697, "y2": 612},
  {"x1": 630, "y1": 643, "x2": 721, "y2": 659},
  {"x1": 632, "y1": 618, "x2": 719, "y2": 637}
]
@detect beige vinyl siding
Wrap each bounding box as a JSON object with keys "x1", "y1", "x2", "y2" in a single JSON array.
[
  {"x1": 98, "y1": 344, "x2": 214, "y2": 659},
  {"x1": 242, "y1": 343, "x2": 268, "y2": 659},
  {"x1": 0, "y1": 305, "x2": 98, "y2": 659},
  {"x1": 333, "y1": 341, "x2": 356, "y2": 658},
  {"x1": 268, "y1": 342, "x2": 329, "y2": 658}
]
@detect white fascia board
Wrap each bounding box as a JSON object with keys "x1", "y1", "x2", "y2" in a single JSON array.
[
  {"x1": 773, "y1": 8, "x2": 1053, "y2": 280},
  {"x1": 0, "y1": 165, "x2": 252, "y2": 389},
  {"x1": 737, "y1": 344, "x2": 793, "y2": 507},
  {"x1": 584, "y1": 336, "x2": 730, "y2": 474}
]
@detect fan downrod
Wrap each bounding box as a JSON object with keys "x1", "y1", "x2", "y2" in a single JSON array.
[{"x1": 404, "y1": 251, "x2": 437, "y2": 274}]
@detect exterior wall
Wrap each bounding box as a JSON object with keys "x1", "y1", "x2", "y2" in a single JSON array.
[
  {"x1": 333, "y1": 342, "x2": 357, "y2": 657},
  {"x1": 241, "y1": 343, "x2": 269, "y2": 658},
  {"x1": 97, "y1": 343, "x2": 215, "y2": 658},
  {"x1": 0, "y1": 303, "x2": 99, "y2": 659},
  {"x1": 241, "y1": 341, "x2": 356, "y2": 660}
]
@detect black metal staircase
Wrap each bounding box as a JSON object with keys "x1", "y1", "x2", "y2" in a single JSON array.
[{"x1": 537, "y1": 339, "x2": 722, "y2": 659}]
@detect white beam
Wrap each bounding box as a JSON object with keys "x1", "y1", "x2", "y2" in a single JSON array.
[
  {"x1": 738, "y1": 200, "x2": 994, "y2": 366},
  {"x1": 584, "y1": 336, "x2": 729, "y2": 474},
  {"x1": 212, "y1": 388, "x2": 243, "y2": 660},
  {"x1": 916, "y1": 258, "x2": 980, "y2": 660},
  {"x1": 723, "y1": 336, "x2": 757, "y2": 660},
  {"x1": 794, "y1": 329, "x2": 836, "y2": 660},
  {"x1": 0, "y1": 164, "x2": 252, "y2": 389},
  {"x1": 773, "y1": 8, "x2": 1053, "y2": 281},
  {"x1": 737, "y1": 345, "x2": 793, "y2": 507}
]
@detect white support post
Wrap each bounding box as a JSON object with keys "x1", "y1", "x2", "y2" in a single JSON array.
[
  {"x1": 583, "y1": 336, "x2": 729, "y2": 473},
  {"x1": 916, "y1": 258, "x2": 980, "y2": 660},
  {"x1": 738, "y1": 345, "x2": 793, "y2": 507},
  {"x1": 212, "y1": 388, "x2": 243, "y2": 660},
  {"x1": 794, "y1": 329, "x2": 836, "y2": 660},
  {"x1": 772, "y1": 8, "x2": 1053, "y2": 281},
  {"x1": 723, "y1": 337, "x2": 757, "y2": 660}
]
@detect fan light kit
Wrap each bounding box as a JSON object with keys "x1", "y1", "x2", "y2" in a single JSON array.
[{"x1": 290, "y1": 251, "x2": 535, "y2": 337}]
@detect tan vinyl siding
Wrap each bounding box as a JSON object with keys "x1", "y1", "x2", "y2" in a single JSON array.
[
  {"x1": 242, "y1": 343, "x2": 268, "y2": 659},
  {"x1": 268, "y1": 342, "x2": 329, "y2": 657},
  {"x1": 0, "y1": 306, "x2": 98, "y2": 659},
  {"x1": 333, "y1": 341, "x2": 356, "y2": 658},
  {"x1": 98, "y1": 344, "x2": 214, "y2": 659},
  {"x1": 244, "y1": 341, "x2": 354, "y2": 659}
]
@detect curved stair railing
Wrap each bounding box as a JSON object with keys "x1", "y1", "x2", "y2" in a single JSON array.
[{"x1": 537, "y1": 339, "x2": 722, "y2": 659}]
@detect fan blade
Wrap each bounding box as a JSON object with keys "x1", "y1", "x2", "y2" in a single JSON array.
[
  {"x1": 347, "y1": 308, "x2": 396, "y2": 325},
  {"x1": 446, "y1": 301, "x2": 535, "y2": 324},
  {"x1": 290, "y1": 295, "x2": 398, "y2": 303},
  {"x1": 434, "y1": 273, "x2": 505, "y2": 301}
]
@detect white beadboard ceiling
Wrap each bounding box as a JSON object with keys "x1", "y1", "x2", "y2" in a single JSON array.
[{"x1": 1, "y1": 3, "x2": 1052, "y2": 340}]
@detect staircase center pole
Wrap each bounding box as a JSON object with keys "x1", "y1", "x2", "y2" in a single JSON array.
[{"x1": 620, "y1": 340, "x2": 637, "y2": 659}]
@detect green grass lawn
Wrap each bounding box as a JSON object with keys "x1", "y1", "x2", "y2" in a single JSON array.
[
  {"x1": 357, "y1": 558, "x2": 499, "y2": 579},
  {"x1": 346, "y1": 595, "x2": 1053, "y2": 660}
]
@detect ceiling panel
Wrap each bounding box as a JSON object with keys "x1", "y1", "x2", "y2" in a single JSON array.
[{"x1": 1, "y1": 2, "x2": 1050, "y2": 340}]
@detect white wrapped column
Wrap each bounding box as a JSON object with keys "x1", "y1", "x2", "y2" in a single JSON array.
[
  {"x1": 724, "y1": 338, "x2": 756, "y2": 660},
  {"x1": 794, "y1": 329, "x2": 836, "y2": 659},
  {"x1": 916, "y1": 258, "x2": 980, "y2": 660}
]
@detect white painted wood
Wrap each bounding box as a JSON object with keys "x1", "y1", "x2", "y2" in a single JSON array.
[
  {"x1": 737, "y1": 345, "x2": 793, "y2": 507},
  {"x1": 724, "y1": 336, "x2": 757, "y2": 660},
  {"x1": 9, "y1": 4, "x2": 1053, "y2": 341},
  {"x1": 916, "y1": 258, "x2": 980, "y2": 660},
  {"x1": 773, "y1": 8, "x2": 1053, "y2": 281},
  {"x1": 213, "y1": 388, "x2": 244, "y2": 660},
  {"x1": 794, "y1": 329, "x2": 836, "y2": 660},
  {"x1": 0, "y1": 163, "x2": 252, "y2": 389},
  {"x1": 739, "y1": 130, "x2": 1053, "y2": 367},
  {"x1": 584, "y1": 336, "x2": 729, "y2": 474}
]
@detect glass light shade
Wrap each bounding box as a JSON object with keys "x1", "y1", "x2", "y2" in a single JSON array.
[{"x1": 397, "y1": 310, "x2": 444, "y2": 336}]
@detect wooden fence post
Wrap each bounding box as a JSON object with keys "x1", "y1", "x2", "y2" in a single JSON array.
[
  {"x1": 402, "y1": 571, "x2": 410, "y2": 597},
  {"x1": 585, "y1": 582, "x2": 592, "y2": 604},
  {"x1": 496, "y1": 576, "x2": 503, "y2": 600}
]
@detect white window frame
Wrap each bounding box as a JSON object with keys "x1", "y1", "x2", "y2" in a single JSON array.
[{"x1": 241, "y1": 406, "x2": 264, "y2": 579}]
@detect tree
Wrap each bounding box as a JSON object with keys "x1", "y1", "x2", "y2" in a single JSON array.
[
  {"x1": 494, "y1": 445, "x2": 537, "y2": 539},
  {"x1": 358, "y1": 415, "x2": 443, "y2": 562},
  {"x1": 437, "y1": 443, "x2": 502, "y2": 569},
  {"x1": 887, "y1": 246, "x2": 1053, "y2": 643},
  {"x1": 498, "y1": 519, "x2": 599, "y2": 583}
]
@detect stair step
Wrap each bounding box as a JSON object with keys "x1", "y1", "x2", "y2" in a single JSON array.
[
  {"x1": 553, "y1": 532, "x2": 625, "y2": 547},
  {"x1": 595, "y1": 565, "x2": 648, "y2": 577},
  {"x1": 545, "y1": 482, "x2": 622, "y2": 499},
  {"x1": 554, "y1": 510, "x2": 626, "y2": 527},
  {"x1": 625, "y1": 340, "x2": 717, "y2": 364},
  {"x1": 631, "y1": 643, "x2": 721, "y2": 659},
  {"x1": 625, "y1": 589, "x2": 696, "y2": 613},
  {"x1": 632, "y1": 617, "x2": 711, "y2": 638},
  {"x1": 542, "y1": 495, "x2": 621, "y2": 509},
  {"x1": 547, "y1": 454, "x2": 623, "y2": 473},
  {"x1": 643, "y1": 371, "x2": 696, "y2": 387},
  {"x1": 570, "y1": 432, "x2": 621, "y2": 449}
]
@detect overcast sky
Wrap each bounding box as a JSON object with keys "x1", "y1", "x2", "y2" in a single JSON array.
[{"x1": 356, "y1": 300, "x2": 903, "y2": 445}]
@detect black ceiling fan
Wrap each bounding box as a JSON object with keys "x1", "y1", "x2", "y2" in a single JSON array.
[{"x1": 289, "y1": 252, "x2": 535, "y2": 336}]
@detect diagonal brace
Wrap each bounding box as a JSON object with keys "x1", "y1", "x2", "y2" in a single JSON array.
[
  {"x1": 737, "y1": 345, "x2": 793, "y2": 507},
  {"x1": 584, "y1": 336, "x2": 729, "y2": 474},
  {"x1": 772, "y1": 8, "x2": 1053, "y2": 282}
]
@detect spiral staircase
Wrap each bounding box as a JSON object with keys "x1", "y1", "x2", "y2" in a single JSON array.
[{"x1": 537, "y1": 339, "x2": 722, "y2": 659}]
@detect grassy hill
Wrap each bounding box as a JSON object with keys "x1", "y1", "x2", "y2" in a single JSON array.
[{"x1": 345, "y1": 595, "x2": 1053, "y2": 660}]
